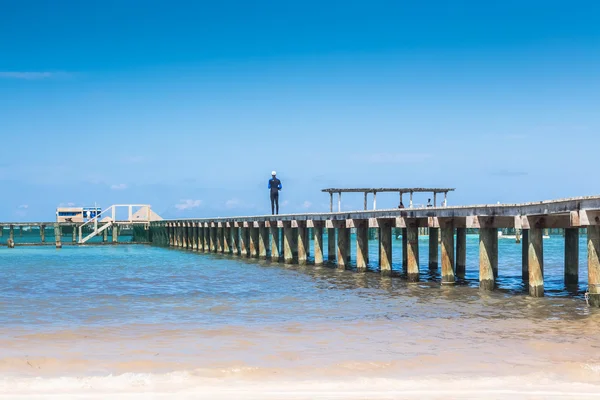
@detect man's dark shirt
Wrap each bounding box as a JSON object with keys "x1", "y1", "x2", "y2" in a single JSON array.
[{"x1": 268, "y1": 177, "x2": 282, "y2": 194}]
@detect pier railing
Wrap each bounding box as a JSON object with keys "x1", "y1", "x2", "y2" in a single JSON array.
[{"x1": 78, "y1": 204, "x2": 153, "y2": 243}]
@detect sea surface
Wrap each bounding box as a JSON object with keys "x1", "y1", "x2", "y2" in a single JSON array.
[{"x1": 1, "y1": 235, "x2": 600, "y2": 399}]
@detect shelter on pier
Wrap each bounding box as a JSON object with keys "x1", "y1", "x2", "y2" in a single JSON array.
[{"x1": 321, "y1": 188, "x2": 455, "y2": 212}]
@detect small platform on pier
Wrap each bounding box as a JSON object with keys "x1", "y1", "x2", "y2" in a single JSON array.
[{"x1": 321, "y1": 187, "x2": 455, "y2": 211}]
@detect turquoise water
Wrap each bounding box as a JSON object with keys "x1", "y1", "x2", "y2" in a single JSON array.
[
  {"x1": 0, "y1": 235, "x2": 591, "y2": 332},
  {"x1": 0, "y1": 226, "x2": 134, "y2": 245}
]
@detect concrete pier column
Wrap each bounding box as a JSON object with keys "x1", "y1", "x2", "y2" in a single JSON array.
[
  {"x1": 456, "y1": 228, "x2": 466, "y2": 278},
  {"x1": 112, "y1": 224, "x2": 119, "y2": 243},
  {"x1": 402, "y1": 228, "x2": 408, "y2": 270},
  {"x1": 297, "y1": 223, "x2": 308, "y2": 265},
  {"x1": 174, "y1": 224, "x2": 180, "y2": 247},
  {"x1": 208, "y1": 225, "x2": 215, "y2": 252},
  {"x1": 313, "y1": 222, "x2": 324, "y2": 266},
  {"x1": 40, "y1": 225, "x2": 46, "y2": 243},
  {"x1": 479, "y1": 228, "x2": 497, "y2": 290},
  {"x1": 327, "y1": 228, "x2": 336, "y2": 261},
  {"x1": 407, "y1": 226, "x2": 420, "y2": 282},
  {"x1": 429, "y1": 227, "x2": 439, "y2": 270},
  {"x1": 223, "y1": 226, "x2": 231, "y2": 254},
  {"x1": 441, "y1": 226, "x2": 455, "y2": 284},
  {"x1": 183, "y1": 224, "x2": 189, "y2": 249},
  {"x1": 564, "y1": 228, "x2": 579, "y2": 285},
  {"x1": 337, "y1": 226, "x2": 350, "y2": 270},
  {"x1": 259, "y1": 225, "x2": 269, "y2": 259},
  {"x1": 230, "y1": 226, "x2": 239, "y2": 255},
  {"x1": 167, "y1": 225, "x2": 173, "y2": 246},
  {"x1": 379, "y1": 220, "x2": 392, "y2": 276},
  {"x1": 249, "y1": 226, "x2": 259, "y2": 258},
  {"x1": 283, "y1": 223, "x2": 294, "y2": 263},
  {"x1": 72, "y1": 226, "x2": 77, "y2": 243},
  {"x1": 522, "y1": 229, "x2": 529, "y2": 281},
  {"x1": 240, "y1": 227, "x2": 249, "y2": 257},
  {"x1": 270, "y1": 226, "x2": 281, "y2": 261},
  {"x1": 355, "y1": 220, "x2": 369, "y2": 272},
  {"x1": 216, "y1": 226, "x2": 224, "y2": 253},
  {"x1": 587, "y1": 226, "x2": 600, "y2": 307},
  {"x1": 528, "y1": 227, "x2": 544, "y2": 297},
  {"x1": 54, "y1": 224, "x2": 62, "y2": 248},
  {"x1": 103, "y1": 226, "x2": 108, "y2": 243}
]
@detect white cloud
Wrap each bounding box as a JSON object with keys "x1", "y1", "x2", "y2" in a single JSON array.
[
  {"x1": 175, "y1": 199, "x2": 202, "y2": 210},
  {"x1": 302, "y1": 201, "x2": 312, "y2": 209},
  {"x1": 225, "y1": 199, "x2": 240, "y2": 209},
  {"x1": 0, "y1": 71, "x2": 67, "y2": 80},
  {"x1": 110, "y1": 183, "x2": 128, "y2": 190},
  {"x1": 18, "y1": 204, "x2": 29, "y2": 209}
]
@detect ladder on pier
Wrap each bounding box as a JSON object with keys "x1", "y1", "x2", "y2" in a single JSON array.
[{"x1": 78, "y1": 204, "x2": 162, "y2": 244}]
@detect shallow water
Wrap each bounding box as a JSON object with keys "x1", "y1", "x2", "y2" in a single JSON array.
[{"x1": 1, "y1": 243, "x2": 599, "y2": 398}]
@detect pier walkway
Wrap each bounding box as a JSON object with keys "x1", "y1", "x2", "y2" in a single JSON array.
[{"x1": 150, "y1": 195, "x2": 600, "y2": 307}]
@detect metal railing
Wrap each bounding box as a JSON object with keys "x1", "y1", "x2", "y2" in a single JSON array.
[{"x1": 78, "y1": 204, "x2": 152, "y2": 244}]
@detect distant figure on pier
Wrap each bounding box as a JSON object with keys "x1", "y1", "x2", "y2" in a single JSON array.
[
  {"x1": 427, "y1": 199, "x2": 432, "y2": 208},
  {"x1": 268, "y1": 171, "x2": 282, "y2": 215}
]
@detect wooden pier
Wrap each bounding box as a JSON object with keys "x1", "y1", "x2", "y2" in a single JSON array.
[{"x1": 149, "y1": 195, "x2": 600, "y2": 307}]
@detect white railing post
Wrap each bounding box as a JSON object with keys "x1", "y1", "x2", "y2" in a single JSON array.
[
  {"x1": 129, "y1": 205, "x2": 133, "y2": 222},
  {"x1": 112, "y1": 206, "x2": 116, "y2": 222}
]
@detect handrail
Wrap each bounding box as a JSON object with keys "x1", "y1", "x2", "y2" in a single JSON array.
[{"x1": 78, "y1": 204, "x2": 153, "y2": 243}]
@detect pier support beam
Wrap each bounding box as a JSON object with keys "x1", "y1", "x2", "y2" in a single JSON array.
[
  {"x1": 337, "y1": 226, "x2": 350, "y2": 270},
  {"x1": 72, "y1": 226, "x2": 77, "y2": 243},
  {"x1": 103, "y1": 227, "x2": 108, "y2": 243},
  {"x1": 588, "y1": 226, "x2": 600, "y2": 307},
  {"x1": 355, "y1": 219, "x2": 369, "y2": 272},
  {"x1": 283, "y1": 223, "x2": 294, "y2": 263},
  {"x1": 249, "y1": 226, "x2": 259, "y2": 258},
  {"x1": 429, "y1": 227, "x2": 439, "y2": 270},
  {"x1": 216, "y1": 226, "x2": 223, "y2": 253},
  {"x1": 208, "y1": 225, "x2": 215, "y2": 252},
  {"x1": 564, "y1": 228, "x2": 579, "y2": 285},
  {"x1": 379, "y1": 220, "x2": 392, "y2": 276},
  {"x1": 479, "y1": 228, "x2": 497, "y2": 291},
  {"x1": 240, "y1": 227, "x2": 249, "y2": 257},
  {"x1": 259, "y1": 224, "x2": 269, "y2": 259},
  {"x1": 328, "y1": 228, "x2": 336, "y2": 262},
  {"x1": 54, "y1": 224, "x2": 62, "y2": 248},
  {"x1": 522, "y1": 229, "x2": 529, "y2": 281},
  {"x1": 313, "y1": 222, "x2": 324, "y2": 266},
  {"x1": 456, "y1": 228, "x2": 466, "y2": 278},
  {"x1": 441, "y1": 225, "x2": 455, "y2": 284},
  {"x1": 402, "y1": 228, "x2": 408, "y2": 271},
  {"x1": 40, "y1": 225, "x2": 46, "y2": 243},
  {"x1": 528, "y1": 227, "x2": 544, "y2": 297},
  {"x1": 270, "y1": 226, "x2": 281, "y2": 261},
  {"x1": 230, "y1": 227, "x2": 239, "y2": 255},
  {"x1": 407, "y1": 226, "x2": 420, "y2": 282},
  {"x1": 183, "y1": 224, "x2": 189, "y2": 249},
  {"x1": 223, "y1": 226, "x2": 231, "y2": 254},
  {"x1": 297, "y1": 223, "x2": 308, "y2": 265},
  {"x1": 112, "y1": 225, "x2": 119, "y2": 243}
]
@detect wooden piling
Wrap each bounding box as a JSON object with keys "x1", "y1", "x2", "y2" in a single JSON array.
[
  {"x1": 259, "y1": 225, "x2": 269, "y2": 259},
  {"x1": 456, "y1": 227, "x2": 466, "y2": 278},
  {"x1": 112, "y1": 225, "x2": 119, "y2": 243},
  {"x1": 588, "y1": 226, "x2": 600, "y2": 307},
  {"x1": 239, "y1": 227, "x2": 248, "y2": 257},
  {"x1": 54, "y1": 224, "x2": 62, "y2": 248},
  {"x1": 249, "y1": 227, "x2": 259, "y2": 258},
  {"x1": 522, "y1": 229, "x2": 529, "y2": 281},
  {"x1": 441, "y1": 226, "x2": 455, "y2": 284},
  {"x1": 216, "y1": 226, "x2": 223, "y2": 253},
  {"x1": 337, "y1": 226, "x2": 350, "y2": 269},
  {"x1": 355, "y1": 220, "x2": 369, "y2": 272},
  {"x1": 429, "y1": 227, "x2": 439, "y2": 270},
  {"x1": 327, "y1": 228, "x2": 336, "y2": 261},
  {"x1": 223, "y1": 226, "x2": 231, "y2": 254},
  {"x1": 270, "y1": 226, "x2": 281, "y2": 261},
  {"x1": 407, "y1": 226, "x2": 419, "y2": 282},
  {"x1": 229, "y1": 226, "x2": 238, "y2": 255},
  {"x1": 103, "y1": 226, "x2": 108, "y2": 243},
  {"x1": 402, "y1": 228, "x2": 408, "y2": 271},
  {"x1": 72, "y1": 226, "x2": 77, "y2": 243},
  {"x1": 528, "y1": 227, "x2": 544, "y2": 297},
  {"x1": 297, "y1": 224, "x2": 308, "y2": 265},
  {"x1": 283, "y1": 223, "x2": 294, "y2": 263},
  {"x1": 379, "y1": 220, "x2": 392, "y2": 276},
  {"x1": 40, "y1": 225, "x2": 46, "y2": 243},
  {"x1": 313, "y1": 222, "x2": 324, "y2": 266},
  {"x1": 564, "y1": 228, "x2": 579, "y2": 285},
  {"x1": 479, "y1": 228, "x2": 497, "y2": 290}
]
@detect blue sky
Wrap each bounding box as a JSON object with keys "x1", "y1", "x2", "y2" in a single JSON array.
[{"x1": 1, "y1": 1, "x2": 599, "y2": 221}]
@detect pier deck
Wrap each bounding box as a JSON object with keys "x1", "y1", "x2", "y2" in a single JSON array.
[{"x1": 150, "y1": 195, "x2": 600, "y2": 306}]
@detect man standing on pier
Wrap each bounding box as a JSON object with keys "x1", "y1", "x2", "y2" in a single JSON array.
[{"x1": 268, "y1": 171, "x2": 282, "y2": 215}]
